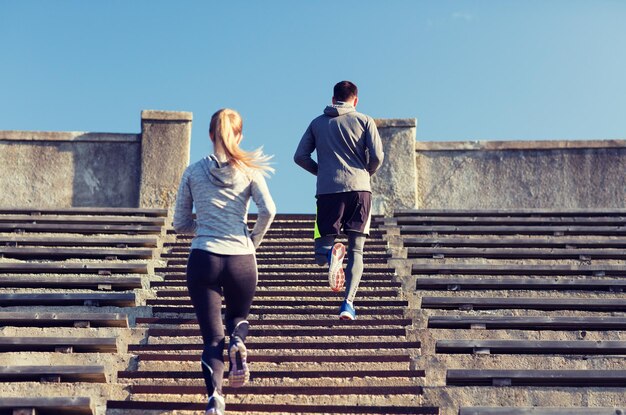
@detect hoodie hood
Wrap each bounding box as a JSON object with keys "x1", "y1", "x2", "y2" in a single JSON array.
[
  {"x1": 200, "y1": 155, "x2": 237, "y2": 187},
  {"x1": 323, "y1": 102, "x2": 356, "y2": 117}
]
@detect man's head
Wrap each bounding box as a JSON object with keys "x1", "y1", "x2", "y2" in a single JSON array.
[{"x1": 332, "y1": 80, "x2": 359, "y2": 107}]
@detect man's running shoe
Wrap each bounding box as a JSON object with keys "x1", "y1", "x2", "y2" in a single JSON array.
[
  {"x1": 228, "y1": 336, "x2": 250, "y2": 387},
  {"x1": 205, "y1": 391, "x2": 225, "y2": 415},
  {"x1": 328, "y1": 242, "x2": 346, "y2": 292},
  {"x1": 339, "y1": 300, "x2": 356, "y2": 320}
]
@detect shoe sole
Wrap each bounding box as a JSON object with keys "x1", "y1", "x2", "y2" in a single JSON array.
[
  {"x1": 228, "y1": 341, "x2": 249, "y2": 388},
  {"x1": 328, "y1": 243, "x2": 346, "y2": 292},
  {"x1": 205, "y1": 393, "x2": 225, "y2": 415},
  {"x1": 339, "y1": 310, "x2": 356, "y2": 320}
]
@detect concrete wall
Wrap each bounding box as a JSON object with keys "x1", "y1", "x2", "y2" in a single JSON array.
[
  {"x1": 139, "y1": 110, "x2": 192, "y2": 210},
  {"x1": 2, "y1": 111, "x2": 624, "y2": 211},
  {"x1": 0, "y1": 110, "x2": 192, "y2": 209},
  {"x1": 0, "y1": 131, "x2": 142, "y2": 208},
  {"x1": 415, "y1": 140, "x2": 626, "y2": 209},
  {"x1": 371, "y1": 119, "x2": 418, "y2": 215}
]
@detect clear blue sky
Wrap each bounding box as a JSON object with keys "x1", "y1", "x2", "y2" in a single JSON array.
[{"x1": 2, "y1": 1, "x2": 625, "y2": 213}]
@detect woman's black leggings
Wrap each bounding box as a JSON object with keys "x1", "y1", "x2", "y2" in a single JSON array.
[{"x1": 186, "y1": 249, "x2": 257, "y2": 396}]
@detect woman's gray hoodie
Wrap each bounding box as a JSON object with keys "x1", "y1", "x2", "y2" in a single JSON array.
[{"x1": 173, "y1": 155, "x2": 276, "y2": 255}]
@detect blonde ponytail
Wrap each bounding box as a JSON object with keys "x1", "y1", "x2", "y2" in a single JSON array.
[{"x1": 209, "y1": 109, "x2": 274, "y2": 175}]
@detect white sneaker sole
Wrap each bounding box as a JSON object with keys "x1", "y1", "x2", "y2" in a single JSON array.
[
  {"x1": 328, "y1": 243, "x2": 346, "y2": 292},
  {"x1": 228, "y1": 340, "x2": 249, "y2": 388}
]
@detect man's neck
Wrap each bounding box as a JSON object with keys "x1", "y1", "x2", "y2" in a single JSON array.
[{"x1": 332, "y1": 97, "x2": 358, "y2": 107}]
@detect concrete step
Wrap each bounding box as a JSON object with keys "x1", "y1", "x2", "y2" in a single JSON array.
[
  {"x1": 427, "y1": 315, "x2": 626, "y2": 331},
  {"x1": 407, "y1": 246, "x2": 626, "y2": 260},
  {"x1": 0, "y1": 312, "x2": 129, "y2": 328},
  {"x1": 151, "y1": 306, "x2": 405, "y2": 316},
  {"x1": 134, "y1": 352, "x2": 412, "y2": 363},
  {"x1": 0, "y1": 235, "x2": 159, "y2": 248},
  {"x1": 107, "y1": 400, "x2": 438, "y2": 414},
  {"x1": 0, "y1": 293, "x2": 136, "y2": 307},
  {"x1": 446, "y1": 369, "x2": 626, "y2": 386},
  {"x1": 0, "y1": 262, "x2": 148, "y2": 274},
  {"x1": 146, "y1": 298, "x2": 407, "y2": 307},
  {"x1": 146, "y1": 327, "x2": 407, "y2": 337},
  {"x1": 421, "y1": 296, "x2": 626, "y2": 312},
  {"x1": 0, "y1": 246, "x2": 154, "y2": 260},
  {"x1": 129, "y1": 341, "x2": 421, "y2": 352},
  {"x1": 0, "y1": 337, "x2": 117, "y2": 353},
  {"x1": 435, "y1": 339, "x2": 626, "y2": 355},
  {"x1": 391, "y1": 209, "x2": 626, "y2": 217},
  {"x1": 0, "y1": 397, "x2": 94, "y2": 415},
  {"x1": 399, "y1": 225, "x2": 626, "y2": 236},
  {"x1": 416, "y1": 276, "x2": 626, "y2": 292},
  {"x1": 422, "y1": 385, "x2": 626, "y2": 415},
  {"x1": 153, "y1": 289, "x2": 401, "y2": 298},
  {"x1": 136, "y1": 317, "x2": 411, "y2": 328},
  {"x1": 0, "y1": 365, "x2": 107, "y2": 383},
  {"x1": 400, "y1": 236, "x2": 626, "y2": 249},
  {"x1": 411, "y1": 263, "x2": 626, "y2": 277},
  {"x1": 151, "y1": 279, "x2": 401, "y2": 288},
  {"x1": 394, "y1": 216, "x2": 626, "y2": 226},
  {"x1": 459, "y1": 408, "x2": 625, "y2": 415}
]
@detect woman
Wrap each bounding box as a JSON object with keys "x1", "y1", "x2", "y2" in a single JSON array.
[{"x1": 173, "y1": 108, "x2": 276, "y2": 415}]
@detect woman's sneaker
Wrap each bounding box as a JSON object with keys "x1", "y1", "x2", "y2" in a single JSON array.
[
  {"x1": 339, "y1": 300, "x2": 356, "y2": 320},
  {"x1": 328, "y1": 242, "x2": 346, "y2": 292},
  {"x1": 205, "y1": 391, "x2": 225, "y2": 415},
  {"x1": 228, "y1": 336, "x2": 250, "y2": 387}
]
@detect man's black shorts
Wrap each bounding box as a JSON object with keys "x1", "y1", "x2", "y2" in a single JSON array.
[{"x1": 314, "y1": 191, "x2": 372, "y2": 238}]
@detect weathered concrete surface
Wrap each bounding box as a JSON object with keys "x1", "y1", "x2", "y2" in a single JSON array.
[
  {"x1": 415, "y1": 140, "x2": 626, "y2": 209},
  {"x1": 0, "y1": 132, "x2": 141, "y2": 208},
  {"x1": 139, "y1": 110, "x2": 192, "y2": 211},
  {"x1": 371, "y1": 119, "x2": 418, "y2": 215}
]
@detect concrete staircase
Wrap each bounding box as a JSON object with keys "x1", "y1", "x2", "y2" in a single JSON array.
[
  {"x1": 0, "y1": 207, "x2": 169, "y2": 415},
  {"x1": 3, "y1": 207, "x2": 624, "y2": 414},
  {"x1": 107, "y1": 214, "x2": 436, "y2": 414},
  {"x1": 382, "y1": 209, "x2": 626, "y2": 415}
]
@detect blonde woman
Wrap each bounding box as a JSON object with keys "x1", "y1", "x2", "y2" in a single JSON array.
[{"x1": 174, "y1": 108, "x2": 276, "y2": 415}]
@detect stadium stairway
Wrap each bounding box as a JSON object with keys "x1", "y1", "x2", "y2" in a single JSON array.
[
  {"x1": 107, "y1": 214, "x2": 436, "y2": 414},
  {"x1": 3, "y1": 207, "x2": 624, "y2": 415},
  {"x1": 0, "y1": 207, "x2": 168, "y2": 415},
  {"x1": 381, "y1": 209, "x2": 626, "y2": 415}
]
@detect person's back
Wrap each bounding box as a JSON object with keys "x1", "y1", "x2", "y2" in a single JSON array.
[
  {"x1": 174, "y1": 108, "x2": 275, "y2": 415},
  {"x1": 295, "y1": 88, "x2": 383, "y2": 196},
  {"x1": 175, "y1": 155, "x2": 274, "y2": 254},
  {"x1": 294, "y1": 80, "x2": 384, "y2": 321},
  {"x1": 305, "y1": 104, "x2": 382, "y2": 195}
]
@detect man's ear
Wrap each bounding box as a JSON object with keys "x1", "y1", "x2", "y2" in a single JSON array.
[
  {"x1": 332, "y1": 97, "x2": 337, "y2": 105},
  {"x1": 353, "y1": 97, "x2": 359, "y2": 107}
]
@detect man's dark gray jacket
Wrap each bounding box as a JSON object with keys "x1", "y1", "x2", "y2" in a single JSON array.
[{"x1": 294, "y1": 102, "x2": 384, "y2": 196}]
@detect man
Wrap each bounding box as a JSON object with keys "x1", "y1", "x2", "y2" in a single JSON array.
[{"x1": 294, "y1": 80, "x2": 384, "y2": 320}]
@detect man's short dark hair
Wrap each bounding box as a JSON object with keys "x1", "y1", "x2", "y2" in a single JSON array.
[{"x1": 333, "y1": 81, "x2": 358, "y2": 102}]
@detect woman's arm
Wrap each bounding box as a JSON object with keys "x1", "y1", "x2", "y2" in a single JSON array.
[
  {"x1": 173, "y1": 169, "x2": 198, "y2": 234},
  {"x1": 249, "y1": 172, "x2": 277, "y2": 248}
]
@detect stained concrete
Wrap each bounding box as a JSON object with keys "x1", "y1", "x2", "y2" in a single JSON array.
[
  {"x1": 415, "y1": 140, "x2": 626, "y2": 209},
  {"x1": 2, "y1": 113, "x2": 624, "y2": 212},
  {"x1": 0, "y1": 110, "x2": 192, "y2": 210},
  {"x1": 371, "y1": 118, "x2": 418, "y2": 215},
  {"x1": 139, "y1": 110, "x2": 192, "y2": 211},
  {"x1": 0, "y1": 132, "x2": 141, "y2": 208}
]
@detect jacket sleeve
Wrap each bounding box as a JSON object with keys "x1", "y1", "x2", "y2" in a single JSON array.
[
  {"x1": 293, "y1": 123, "x2": 318, "y2": 176},
  {"x1": 249, "y1": 172, "x2": 277, "y2": 249},
  {"x1": 173, "y1": 169, "x2": 198, "y2": 234},
  {"x1": 365, "y1": 117, "x2": 384, "y2": 175}
]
